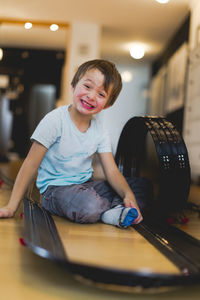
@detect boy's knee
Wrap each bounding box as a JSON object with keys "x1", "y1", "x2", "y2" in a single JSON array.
[
  {"x1": 71, "y1": 210, "x2": 100, "y2": 223},
  {"x1": 68, "y1": 205, "x2": 102, "y2": 223},
  {"x1": 127, "y1": 177, "x2": 154, "y2": 211},
  {"x1": 68, "y1": 188, "x2": 110, "y2": 223},
  {"x1": 128, "y1": 177, "x2": 153, "y2": 194}
]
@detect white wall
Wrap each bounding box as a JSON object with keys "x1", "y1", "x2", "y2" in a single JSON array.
[
  {"x1": 150, "y1": 66, "x2": 167, "y2": 116},
  {"x1": 182, "y1": 1, "x2": 200, "y2": 179},
  {"x1": 60, "y1": 21, "x2": 101, "y2": 106},
  {"x1": 99, "y1": 63, "x2": 151, "y2": 155},
  {"x1": 189, "y1": 0, "x2": 200, "y2": 50}
]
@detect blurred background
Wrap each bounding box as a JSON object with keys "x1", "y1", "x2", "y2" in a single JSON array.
[{"x1": 0, "y1": 0, "x2": 199, "y2": 182}]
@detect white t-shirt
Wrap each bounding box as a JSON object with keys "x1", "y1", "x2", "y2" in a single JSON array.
[{"x1": 31, "y1": 105, "x2": 112, "y2": 193}]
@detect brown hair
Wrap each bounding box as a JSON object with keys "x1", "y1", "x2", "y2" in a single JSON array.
[{"x1": 71, "y1": 59, "x2": 122, "y2": 107}]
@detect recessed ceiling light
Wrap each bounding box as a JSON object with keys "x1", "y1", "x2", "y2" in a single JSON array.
[
  {"x1": 24, "y1": 22, "x2": 32, "y2": 29},
  {"x1": 121, "y1": 71, "x2": 133, "y2": 82},
  {"x1": 0, "y1": 48, "x2": 3, "y2": 61},
  {"x1": 130, "y1": 44, "x2": 145, "y2": 59},
  {"x1": 50, "y1": 24, "x2": 59, "y2": 31},
  {"x1": 156, "y1": 0, "x2": 169, "y2": 4}
]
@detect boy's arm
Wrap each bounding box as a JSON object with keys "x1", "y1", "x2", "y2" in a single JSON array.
[
  {"x1": 98, "y1": 152, "x2": 143, "y2": 224},
  {"x1": 0, "y1": 141, "x2": 47, "y2": 218}
]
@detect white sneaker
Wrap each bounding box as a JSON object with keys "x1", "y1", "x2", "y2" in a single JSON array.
[{"x1": 101, "y1": 205, "x2": 138, "y2": 228}]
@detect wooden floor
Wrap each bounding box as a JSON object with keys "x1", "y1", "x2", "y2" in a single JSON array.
[
  {"x1": 1, "y1": 160, "x2": 200, "y2": 299},
  {"x1": 55, "y1": 218, "x2": 179, "y2": 274}
]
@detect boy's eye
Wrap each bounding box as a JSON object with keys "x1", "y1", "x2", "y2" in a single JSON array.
[
  {"x1": 99, "y1": 92, "x2": 106, "y2": 97},
  {"x1": 84, "y1": 84, "x2": 90, "y2": 89}
]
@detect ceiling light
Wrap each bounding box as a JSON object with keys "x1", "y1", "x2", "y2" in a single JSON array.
[
  {"x1": 0, "y1": 48, "x2": 3, "y2": 61},
  {"x1": 24, "y1": 22, "x2": 32, "y2": 29},
  {"x1": 130, "y1": 44, "x2": 145, "y2": 59},
  {"x1": 50, "y1": 24, "x2": 59, "y2": 31},
  {"x1": 121, "y1": 71, "x2": 133, "y2": 83},
  {"x1": 156, "y1": 0, "x2": 169, "y2": 4}
]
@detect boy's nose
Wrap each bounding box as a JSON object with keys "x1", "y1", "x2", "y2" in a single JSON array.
[{"x1": 87, "y1": 90, "x2": 96, "y2": 101}]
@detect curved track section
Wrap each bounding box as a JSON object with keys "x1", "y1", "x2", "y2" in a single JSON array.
[{"x1": 115, "y1": 116, "x2": 191, "y2": 214}]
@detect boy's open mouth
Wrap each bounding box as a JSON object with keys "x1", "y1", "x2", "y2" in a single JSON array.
[{"x1": 81, "y1": 100, "x2": 95, "y2": 109}]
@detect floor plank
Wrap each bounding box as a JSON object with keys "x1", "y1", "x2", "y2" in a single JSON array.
[{"x1": 55, "y1": 217, "x2": 180, "y2": 274}]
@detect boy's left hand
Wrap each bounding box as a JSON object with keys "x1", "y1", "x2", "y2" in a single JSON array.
[{"x1": 123, "y1": 196, "x2": 143, "y2": 224}]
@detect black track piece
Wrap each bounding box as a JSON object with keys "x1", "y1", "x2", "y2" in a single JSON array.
[
  {"x1": 22, "y1": 199, "x2": 200, "y2": 289},
  {"x1": 115, "y1": 116, "x2": 191, "y2": 214},
  {"x1": 135, "y1": 217, "x2": 200, "y2": 275},
  {"x1": 23, "y1": 198, "x2": 67, "y2": 261}
]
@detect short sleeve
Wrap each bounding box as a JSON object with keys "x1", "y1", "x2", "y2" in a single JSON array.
[
  {"x1": 31, "y1": 108, "x2": 61, "y2": 149},
  {"x1": 97, "y1": 123, "x2": 112, "y2": 153}
]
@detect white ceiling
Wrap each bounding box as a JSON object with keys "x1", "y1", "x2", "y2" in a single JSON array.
[{"x1": 0, "y1": 0, "x2": 190, "y2": 63}]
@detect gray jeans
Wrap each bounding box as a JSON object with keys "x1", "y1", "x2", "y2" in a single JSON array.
[{"x1": 41, "y1": 177, "x2": 153, "y2": 224}]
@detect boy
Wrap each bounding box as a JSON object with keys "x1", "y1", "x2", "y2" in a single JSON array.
[{"x1": 0, "y1": 59, "x2": 147, "y2": 227}]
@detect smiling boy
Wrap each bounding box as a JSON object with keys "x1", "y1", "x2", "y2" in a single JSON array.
[{"x1": 0, "y1": 59, "x2": 149, "y2": 227}]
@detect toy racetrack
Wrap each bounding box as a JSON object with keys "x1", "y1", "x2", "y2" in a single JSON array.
[{"x1": 3, "y1": 116, "x2": 200, "y2": 292}]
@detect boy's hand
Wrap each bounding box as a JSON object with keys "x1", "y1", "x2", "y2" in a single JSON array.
[
  {"x1": 123, "y1": 196, "x2": 143, "y2": 224},
  {"x1": 0, "y1": 206, "x2": 15, "y2": 218}
]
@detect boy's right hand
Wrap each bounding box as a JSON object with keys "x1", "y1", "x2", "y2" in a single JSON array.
[{"x1": 0, "y1": 206, "x2": 15, "y2": 218}]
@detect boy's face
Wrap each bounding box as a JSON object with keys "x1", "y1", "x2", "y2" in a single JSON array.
[{"x1": 72, "y1": 68, "x2": 112, "y2": 116}]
